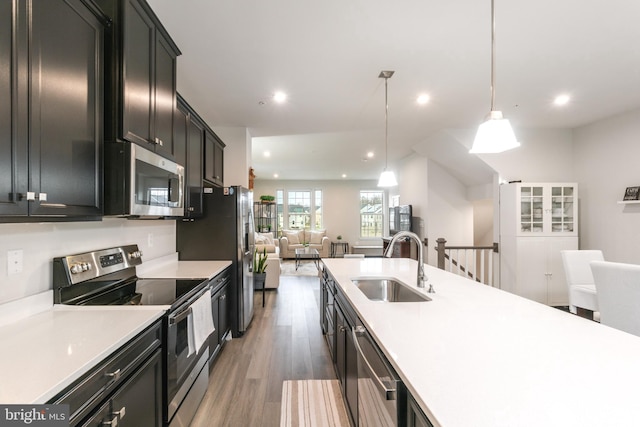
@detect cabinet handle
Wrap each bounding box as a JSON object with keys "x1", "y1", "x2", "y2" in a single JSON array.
[
  {"x1": 112, "y1": 406, "x2": 126, "y2": 420},
  {"x1": 154, "y1": 137, "x2": 163, "y2": 146},
  {"x1": 105, "y1": 368, "x2": 121, "y2": 381},
  {"x1": 20, "y1": 192, "x2": 49, "y2": 202},
  {"x1": 339, "y1": 326, "x2": 347, "y2": 332},
  {"x1": 102, "y1": 416, "x2": 118, "y2": 426}
]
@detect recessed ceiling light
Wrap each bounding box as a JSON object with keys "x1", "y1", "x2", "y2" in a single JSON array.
[
  {"x1": 554, "y1": 94, "x2": 570, "y2": 106},
  {"x1": 417, "y1": 94, "x2": 430, "y2": 105},
  {"x1": 367, "y1": 151, "x2": 374, "y2": 158},
  {"x1": 273, "y1": 91, "x2": 287, "y2": 103},
  {"x1": 263, "y1": 151, "x2": 271, "y2": 157},
  {"x1": 342, "y1": 174, "x2": 347, "y2": 178},
  {"x1": 273, "y1": 173, "x2": 279, "y2": 178}
]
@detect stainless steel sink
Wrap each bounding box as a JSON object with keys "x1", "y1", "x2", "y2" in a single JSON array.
[{"x1": 351, "y1": 277, "x2": 431, "y2": 302}]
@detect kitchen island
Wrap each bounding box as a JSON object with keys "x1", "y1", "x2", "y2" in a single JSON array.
[{"x1": 322, "y1": 257, "x2": 640, "y2": 427}]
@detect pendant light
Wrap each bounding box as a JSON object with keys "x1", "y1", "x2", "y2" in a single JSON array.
[
  {"x1": 378, "y1": 70, "x2": 398, "y2": 187},
  {"x1": 469, "y1": 0, "x2": 520, "y2": 154}
]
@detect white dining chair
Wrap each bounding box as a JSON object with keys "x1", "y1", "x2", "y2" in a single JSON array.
[
  {"x1": 560, "y1": 250, "x2": 603, "y2": 319},
  {"x1": 590, "y1": 260, "x2": 640, "y2": 337}
]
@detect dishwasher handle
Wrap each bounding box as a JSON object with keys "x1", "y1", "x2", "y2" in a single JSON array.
[{"x1": 352, "y1": 326, "x2": 397, "y2": 401}]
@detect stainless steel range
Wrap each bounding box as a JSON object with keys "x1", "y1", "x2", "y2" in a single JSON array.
[{"x1": 53, "y1": 244, "x2": 212, "y2": 427}]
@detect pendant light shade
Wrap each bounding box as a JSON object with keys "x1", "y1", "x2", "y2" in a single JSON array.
[
  {"x1": 469, "y1": 111, "x2": 519, "y2": 153},
  {"x1": 378, "y1": 70, "x2": 398, "y2": 188},
  {"x1": 469, "y1": 0, "x2": 520, "y2": 154},
  {"x1": 378, "y1": 170, "x2": 398, "y2": 187}
]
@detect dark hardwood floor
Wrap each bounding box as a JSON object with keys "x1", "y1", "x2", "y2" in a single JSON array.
[{"x1": 190, "y1": 273, "x2": 336, "y2": 426}]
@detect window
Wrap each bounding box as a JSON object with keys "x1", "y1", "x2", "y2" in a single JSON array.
[
  {"x1": 315, "y1": 190, "x2": 323, "y2": 229},
  {"x1": 360, "y1": 190, "x2": 384, "y2": 238},
  {"x1": 278, "y1": 190, "x2": 323, "y2": 230},
  {"x1": 276, "y1": 190, "x2": 284, "y2": 236}
]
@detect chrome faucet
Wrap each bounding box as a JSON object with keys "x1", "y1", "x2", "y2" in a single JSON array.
[{"x1": 384, "y1": 231, "x2": 434, "y2": 293}]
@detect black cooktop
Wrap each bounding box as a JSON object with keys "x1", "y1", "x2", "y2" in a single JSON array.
[
  {"x1": 52, "y1": 244, "x2": 208, "y2": 308},
  {"x1": 135, "y1": 278, "x2": 209, "y2": 307}
]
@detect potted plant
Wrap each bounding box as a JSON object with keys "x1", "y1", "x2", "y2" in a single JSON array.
[
  {"x1": 337, "y1": 235, "x2": 342, "y2": 240},
  {"x1": 253, "y1": 248, "x2": 268, "y2": 290},
  {"x1": 259, "y1": 195, "x2": 275, "y2": 204}
]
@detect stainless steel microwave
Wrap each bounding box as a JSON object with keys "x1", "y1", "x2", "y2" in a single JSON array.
[{"x1": 105, "y1": 142, "x2": 185, "y2": 218}]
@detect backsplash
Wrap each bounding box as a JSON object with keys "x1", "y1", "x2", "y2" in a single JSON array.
[{"x1": 0, "y1": 218, "x2": 176, "y2": 304}]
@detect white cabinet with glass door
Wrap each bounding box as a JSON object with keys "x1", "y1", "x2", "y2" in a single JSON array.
[
  {"x1": 500, "y1": 182, "x2": 578, "y2": 306},
  {"x1": 515, "y1": 183, "x2": 577, "y2": 236}
]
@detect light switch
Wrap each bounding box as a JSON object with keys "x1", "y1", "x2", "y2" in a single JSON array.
[{"x1": 7, "y1": 250, "x2": 23, "y2": 275}]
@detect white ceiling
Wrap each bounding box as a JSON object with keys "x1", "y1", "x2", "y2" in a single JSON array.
[{"x1": 148, "y1": 0, "x2": 640, "y2": 184}]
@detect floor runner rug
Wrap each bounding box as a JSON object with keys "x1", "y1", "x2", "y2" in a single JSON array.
[{"x1": 280, "y1": 379, "x2": 349, "y2": 427}]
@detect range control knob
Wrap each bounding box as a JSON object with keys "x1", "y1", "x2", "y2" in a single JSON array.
[
  {"x1": 70, "y1": 262, "x2": 92, "y2": 274},
  {"x1": 128, "y1": 250, "x2": 143, "y2": 260}
]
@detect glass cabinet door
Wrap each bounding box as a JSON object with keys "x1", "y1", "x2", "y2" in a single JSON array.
[
  {"x1": 551, "y1": 186, "x2": 575, "y2": 233},
  {"x1": 520, "y1": 186, "x2": 544, "y2": 233}
]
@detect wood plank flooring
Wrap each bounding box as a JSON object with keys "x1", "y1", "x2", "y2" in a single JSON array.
[{"x1": 190, "y1": 273, "x2": 336, "y2": 427}]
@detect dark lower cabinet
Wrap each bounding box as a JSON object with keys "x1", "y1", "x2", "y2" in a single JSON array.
[
  {"x1": 335, "y1": 295, "x2": 358, "y2": 426},
  {"x1": 0, "y1": 0, "x2": 104, "y2": 221},
  {"x1": 407, "y1": 395, "x2": 433, "y2": 427},
  {"x1": 209, "y1": 268, "x2": 231, "y2": 369},
  {"x1": 99, "y1": 350, "x2": 162, "y2": 427},
  {"x1": 51, "y1": 321, "x2": 162, "y2": 427}
]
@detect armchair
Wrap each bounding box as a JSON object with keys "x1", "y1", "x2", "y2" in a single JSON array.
[{"x1": 560, "y1": 250, "x2": 603, "y2": 320}]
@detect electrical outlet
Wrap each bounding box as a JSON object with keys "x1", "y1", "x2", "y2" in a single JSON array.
[
  {"x1": 7, "y1": 250, "x2": 23, "y2": 276},
  {"x1": 148, "y1": 233, "x2": 154, "y2": 247}
]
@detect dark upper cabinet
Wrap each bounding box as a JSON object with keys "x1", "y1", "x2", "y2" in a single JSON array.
[
  {"x1": 176, "y1": 95, "x2": 204, "y2": 218},
  {"x1": 0, "y1": 0, "x2": 104, "y2": 221},
  {"x1": 98, "y1": 0, "x2": 180, "y2": 160},
  {"x1": 204, "y1": 128, "x2": 225, "y2": 187}
]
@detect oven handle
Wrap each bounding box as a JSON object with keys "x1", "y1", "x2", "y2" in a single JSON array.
[
  {"x1": 352, "y1": 325, "x2": 397, "y2": 401},
  {"x1": 169, "y1": 306, "x2": 192, "y2": 325},
  {"x1": 168, "y1": 286, "x2": 209, "y2": 325}
]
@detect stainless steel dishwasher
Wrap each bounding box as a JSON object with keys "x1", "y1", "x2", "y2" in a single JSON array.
[{"x1": 353, "y1": 325, "x2": 401, "y2": 426}]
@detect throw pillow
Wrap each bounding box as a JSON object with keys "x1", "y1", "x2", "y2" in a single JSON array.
[
  {"x1": 258, "y1": 232, "x2": 274, "y2": 245},
  {"x1": 255, "y1": 233, "x2": 266, "y2": 244},
  {"x1": 283, "y1": 230, "x2": 300, "y2": 244},
  {"x1": 309, "y1": 230, "x2": 325, "y2": 244}
]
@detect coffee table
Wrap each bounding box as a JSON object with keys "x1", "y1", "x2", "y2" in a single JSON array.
[{"x1": 295, "y1": 247, "x2": 320, "y2": 271}]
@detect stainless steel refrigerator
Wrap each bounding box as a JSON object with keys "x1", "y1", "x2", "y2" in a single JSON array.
[{"x1": 176, "y1": 186, "x2": 254, "y2": 336}]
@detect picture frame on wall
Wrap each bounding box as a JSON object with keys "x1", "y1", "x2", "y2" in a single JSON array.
[{"x1": 623, "y1": 186, "x2": 640, "y2": 201}]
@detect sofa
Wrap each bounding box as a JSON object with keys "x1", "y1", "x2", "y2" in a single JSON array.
[
  {"x1": 254, "y1": 232, "x2": 281, "y2": 289},
  {"x1": 279, "y1": 229, "x2": 330, "y2": 259}
]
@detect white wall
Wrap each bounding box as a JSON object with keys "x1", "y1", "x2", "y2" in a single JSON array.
[
  {"x1": 396, "y1": 154, "x2": 429, "y2": 242},
  {"x1": 426, "y1": 159, "x2": 474, "y2": 265},
  {"x1": 573, "y1": 108, "x2": 640, "y2": 263},
  {"x1": 477, "y1": 129, "x2": 574, "y2": 182},
  {"x1": 252, "y1": 179, "x2": 378, "y2": 246},
  {"x1": 0, "y1": 219, "x2": 176, "y2": 304}
]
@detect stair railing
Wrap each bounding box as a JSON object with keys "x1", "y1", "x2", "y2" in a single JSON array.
[{"x1": 435, "y1": 238, "x2": 498, "y2": 286}]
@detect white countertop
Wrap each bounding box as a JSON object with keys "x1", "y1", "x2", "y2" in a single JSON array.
[
  {"x1": 136, "y1": 253, "x2": 232, "y2": 279},
  {"x1": 0, "y1": 305, "x2": 166, "y2": 404},
  {"x1": 322, "y1": 258, "x2": 640, "y2": 427}
]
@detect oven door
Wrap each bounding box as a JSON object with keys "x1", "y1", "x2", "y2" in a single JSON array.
[{"x1": 166, "y1": 290, "x2": 210, "y2": 420}]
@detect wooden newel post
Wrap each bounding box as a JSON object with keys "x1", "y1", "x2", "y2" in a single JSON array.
[{"x1": 436, "y1": 238, "x2": 447, "y2": 270}]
